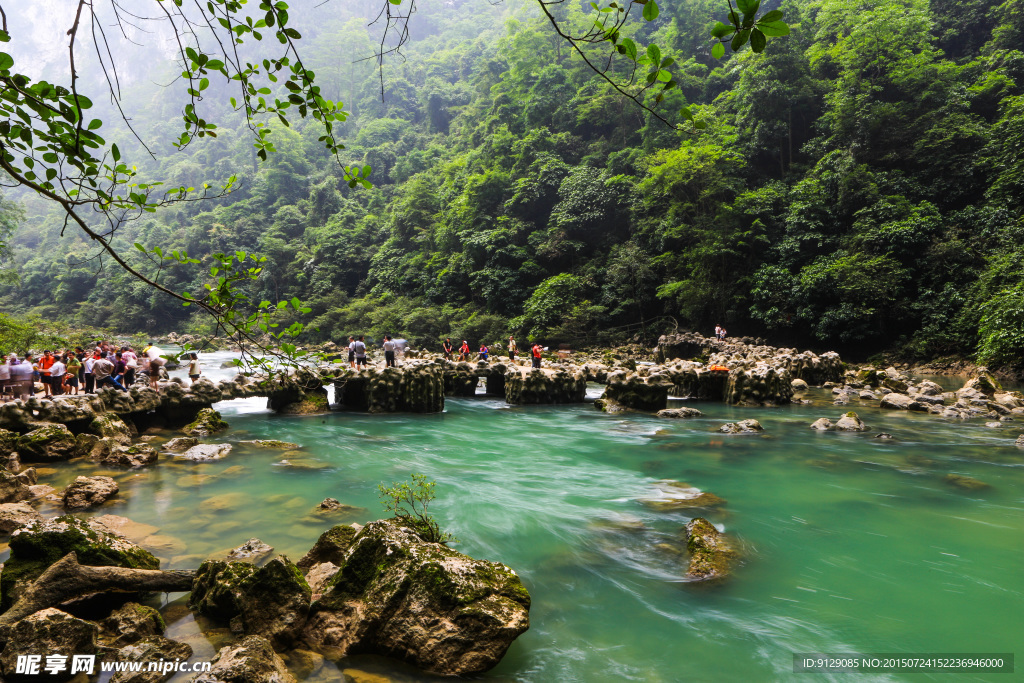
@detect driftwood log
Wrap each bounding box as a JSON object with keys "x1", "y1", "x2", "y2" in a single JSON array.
[{"x1": 0, "y1": 552, "x2": 196, "y2": 626}]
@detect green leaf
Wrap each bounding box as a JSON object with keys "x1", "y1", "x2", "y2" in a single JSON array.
[
  {"x1": 711, "y1": 42, "x2": 725, "y2": 59},
  {"x1": 758, "y1": 9, "x2": 783, "y2": 23},
  {"x1": 731, "y1": 29, "x2": 750, "y2": 51},
  {"x1": 620, "y1": 37, "x2": 638, "y2": 61},
  {"x1": 757, "y1": 20, "x2": 790, "y2": 37},
  {"x1": 735, "y1": 0, "x2": 757, "y2": 14},
  {"x1": 0, "y1": 53, "x2": 13, "y2": 71},
  {"x1": 111, "y1": 144, "x2": 121, "y2": 162},
  {"x1": 750, "y1": 28, "x2": 766, "y2": 52},
  {"x1": 642, "y1": 0, "x2": 659, "y2": 22},
  {"x1": 656, "y1": 69, "x2": 671, "y2": 82},
  {"x1": 647, "y1": 43, "x2": 661, "y2": 66},
  {"x1": 711, "y1": 22, "x2": 732, "y2": 38},
  {"x1": 87, "y1": 119, "x2": 102, "y2": 130}
]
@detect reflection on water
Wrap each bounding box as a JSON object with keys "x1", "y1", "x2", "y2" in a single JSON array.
[{"x1": 23, "y1": 365, "x2": 1024, "y2": 682}]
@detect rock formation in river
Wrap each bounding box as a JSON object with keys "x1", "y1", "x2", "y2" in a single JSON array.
[
  {"x1": 684, "y1": 517, "x2": 737, "y2": 582},
  {"x1": 504, "y1": 366, "x2": 586, "y2": 405}
]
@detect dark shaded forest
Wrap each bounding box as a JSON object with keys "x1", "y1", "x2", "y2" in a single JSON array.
[{"x1": 2, "y1": 0, "x2": 1023, "y2": 366}]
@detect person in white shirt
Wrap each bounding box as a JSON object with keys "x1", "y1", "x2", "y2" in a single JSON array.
[
  {"x1": 47, "y1": 358, "x2": 66, "y2": 397},
  {"x1": 83, "y1": 354, "x2": 96, "y2": 393},
  {"x1": 122, "y1": 347, "x2": 139, "y2": 386},
  {"x1": 0, "y1": 354, "x2": 10, "y2": 398},
  {"x1": 382, "y1": 336, "x2": 396, "y2": 367},
  {"x1": 187, "y1": 353, "x2": 202, "y2": 384},
  {"x1": 10, "y1": 356, "x2": 34, "y2": 399},
  {"x1": 142, "y1": 343, "x2": 166, "y2": 392}
]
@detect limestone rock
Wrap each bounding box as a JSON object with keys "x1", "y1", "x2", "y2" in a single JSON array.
[
  {"x1": 304, "y1": 562, "x2": 340, "y2": 596},
  {"x1": 0, "y1": 502, "x2": 41, "y2": 534},
  {"x1": 226, "y1": 538, "x2": 274, "y2": 562},
  {"x1": 834, "y1": 411, "x2": 868, "y2": 432},
  {"x1": 505, "y1": 366, "x2": 587, "y2": 405},
  {"x1": 1, "y1": 515, "x2": 160, "y2": 611},
  {"x1": 810, "y1": 418, "x2": 834, "y2": 431},
  {"x1": 178, "y1": 443, "x2": 232, "y2": 461},
  {"x1": 303, "y1": 519, "x2": 530, "y2": 676},
  {"x1": 109, "y1": 636, "x2": 193, "y2": 683},
  {"x1": 0, "y1": 470, "x2": 33, "y2": 504},
  {"x1": 62, "y1": 475, "x2": 119, "y2": 510},
  {"x1": 684, "y1": 517, "x2": 736, "y2": 582},
  {"x1": 0, "y1": 608, "x2": 99, "y2": 682},
  {"x1": 944, "y1": 474, "x2": 990, "y2": 491},
  {"x1": 101, "y1": 603, "x2": 166, "y2": 647},
  {"x1": 192, "y1": 635, "x2": 295, "y2": 683},
  {"x1": 296, "y1": 525, "x2": 358, "y2": 571},
  {"x1": 638, "y1": 480, "x2": 726, "y2": 511},
  {"x1": 16, "y1": 424, "x2": 83, "y2": 462},
  {"x1": 718, "y1": 419, "x2": 763, "y2": 434},
  {"x1": 239, "y1": 440, "x2": 299, "y2": 450},
  {"x1": 104, "y1": 444, "x2": 159, "y2": 468},
  {"x1": 1016, "y1": 434, "x2": 1024, "y2": 448},
  {"x1": 189, "y1": 557, "x2": 311, "y2": 650},
  {"x1": 879, "y1": 393, "x2": 926, "y2": 411},
  {"x1": 593, "y1": 397, "x2": 628, "y2": 413},
  {"x1": 601, "y1": 371, "x2": 669, "y2": 411},
  {"x1": 656, "y1": 407, "x2": 703, "y2": 418},
  {"x1": 182, "y1": 408, "x2": 229, "y2": 437},
  {"x1": 163, "y1": 437, "x2": 199, "y2": 453},
  {"x1": 791, "y1": 378, "x2": 809, "y2": 391},
  {"x1": 90, "y1": 414, "x2": 134, "y2": 445}
]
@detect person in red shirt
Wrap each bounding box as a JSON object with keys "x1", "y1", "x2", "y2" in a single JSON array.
[
  {"x1": 459, "y1": 340, "x2": 470, "y2": 361},
  {"x1": 531, "y1": 343, "x2": 542, "y2": 369},
  {"x1": 38, "y1": 351, "x2": 55, "y2": 397}
]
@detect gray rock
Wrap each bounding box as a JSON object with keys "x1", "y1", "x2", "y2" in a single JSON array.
[
  {"x1": 0, "y1": 470, "x2": 34, "y2": 504},
  {"x1": 834, "y1": 411, "x2": 868, "y2": 432},
  {"x1": 182, "y1": 408, "x2": 228, "y2": 437},
  {"x1": 89, "y1": 414, "x2": 134, "y2": 445},
  {"x1": 880, "y1": 393, "x2": 926, "y2": 411},
  {"x1": 178, "y1": 443, "x2": 232, "y2": 461},
  {"x1": 985, "y1": 421, "x2": 1002, "y2": 429},
  {"x1": 162, "y1": 437, "x2": 199, "y2": 453},
  {"x1": 101, "y1": 603, "x2": 166, "y2": 647},
  {"x1": 810, "y1": 418, "x2": 834, "y2": 431},
  {"x1": 191, "y1": 635, "x2": 295, "y2": 683},
  {"x1": 62, "y1": 475, "x2": 119, "y2": 510},
  {"x1": 16, "y1": 424, "x2": 84, "y2": 462},
  {"x1": 791, "y1": 378, "x2": 809, "y2": 391},
  {"x1": 104, "y1": 444, "x2": 159, "y2": 468},
  {"x1": 0, "y1": 608, "x2": 98, "y2": 682},
  {"x1": 1015, "y1": 434, "x2": 1024, "y2": 448},
  {"x1": 0, "y1": 502, "x2": 41, "y2": 534},
  {"x1": 656, "y1": 407, "x2": 703, "y2": 418},
  {"x1": 110, "y1": 636, "x2": 193, "y2": 683},
  {"x1": 296, "y1": 525, "x2": 358, "y2": 571},
  {"x1": 226, "y1": 538, "x2": 273, "y2": 562},
  {"x1": 718, "y1": 419, "x2": 763, "y2": 434}
]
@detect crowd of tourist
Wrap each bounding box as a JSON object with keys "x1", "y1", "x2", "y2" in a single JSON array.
[{"x1": 0, "y1": 342, "x2": 198, "y2": 401}]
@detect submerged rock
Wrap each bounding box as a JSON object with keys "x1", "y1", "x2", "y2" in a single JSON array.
[
  {"x1": 192, "y1": 635, "x2": 295, "y2": 683},
  {"x1": 638, "y1": 480, "x2": 726, "y2": 511},
  {"x1": 108, "y1": 636, "x2": 193, "y2": 683},
  {"x1": 684, "y1": 517, "x2": 736, "y2": 582},
  {"x1": 0, "y1": 608, "x2": 99, "y2": 682},
  {"x1": 239, "y1": 440, "x2": 300, "y2": 450},
  {"x1": 1, "y1": 515, "x2": 160, "y2": 611},
  {"x1": 656, "y1": 407, "x2": 703, "y2": 418},
  {"x1": 189, "y1": 557, "x2": 311, "y2": 650},
  {"x1": 303, "y1": 519, "x2": 530, "y2": 676},
  {"x1": 718, "y1": 419, "x2": 763, "y2": 434},
  {"x1": 103, "y1": 443, "x2": 159, "y2": 468},
  {"x1": 61, "y1": 475, "x2": 119, "y2": 510},
  {"x1": 944, "y1": 474, "x2": 990, "y2": 491},
  {"x1": 182, "y1": 408, "x2": 229, "y2": 437},
  {"x1": 162, "y1": 437, "x2": 199, "y2": 453},
  {"x1": 875, "y1": 433, "x2": 894, "y2": 440}
]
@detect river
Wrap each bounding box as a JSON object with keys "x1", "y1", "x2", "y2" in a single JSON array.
[{"x1": 17, "y1": 351, "x2": 1024, "y2": 682}]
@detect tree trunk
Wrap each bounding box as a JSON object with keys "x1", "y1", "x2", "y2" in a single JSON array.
[{"x1": 0, "y1": 553, "x2": 195, "y2": 626}]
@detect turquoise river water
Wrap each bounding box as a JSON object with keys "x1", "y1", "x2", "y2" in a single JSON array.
[{"x1": 11, "y1": 356, "x2": 1024, "y2": 682}]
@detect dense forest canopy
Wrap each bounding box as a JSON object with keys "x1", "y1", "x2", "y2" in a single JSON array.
[{"x1": 1, "y1": 0, "x2": 1023, "y2": 366}]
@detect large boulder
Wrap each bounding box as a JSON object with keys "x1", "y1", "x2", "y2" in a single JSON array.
[
  {"x1": 0, "y1": 608, "x2": 98, "y2": 682},
  {"x1": 296, "y1": 525, "x2": 358, "y2": 571},
  {"x1": 879, "y1": 393, "x2": 926, "y2": 411},
  {"x1": 103, "y1": 444, "x2": 159, "y2": 468},
  {"x1": 718, "y1": 419, "x2": 763, "y2": 434},
  {"x1": 1, "y1": 516, "x2": 160, "y2": 611},
  {"x1": 89, "y1": 414, "x2": 134, "y2": 445},
  {"x1": 182, "y1": 408, "x2": 229, "y2": 437},
  {"x1": 16, "y1": 424, "x2": 84, "y2": 462},
  {"x1": 177, "y1": 443, "x2": 232, "y2": 461},
  {"x1": 684, "y1": 517, "x2": 736, "y2": 582},
  {"x1": 601, "y1": 371, "x2": 669, "y2": 411},
  {"x1": 504, "y1": 366, "x2": 586, "y2": 405},
  {"x1": 303, "y1": 519, "x2": 530, "y2": 676},
  {"x1": 101, "y1": 603, "x2": 166, "y2": 647},
  {"x1": 192, "y1": 635, "x2": 295, "y2": 683},
  {"x1": 656, "y1": 407, "x2": 703, "y2": 418},
  {"x1": 189, "y1": 557, "x2": 311, "y2": 650},
  {"x1": 62, "y1": 475, "x2": 119, "y2": 510},
  {"x1": 162, "y1": 437, "x2": 199, "y2": 452}
]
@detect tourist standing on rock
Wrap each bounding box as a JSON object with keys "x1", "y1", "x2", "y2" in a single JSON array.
[
  {"x1": 64, "y1": 353, "x2": 81, "y2": 395},
  {"x1": 531, "y1": 342, "x2": 542, "y2": 369},
  {"x1": 83, "y1": 352, "x2": 96, "y2": 393},
  {"x1": 47, "y1": 354, "x2": 66, "y2": 398},
  {"x1": 348, "y1": 336, "x2": 356, "y2": 369},
  {"x1": 719, "y1": 326, "x2": 727, "y2": 341},
  {"x1": 354, "y1": 336, "x2": 367, "y2": 366},
  {"x1": 11, "y1": 355, "x2": 33, "y2": 399},
  {"x1": 714, "y1": 324, "x2": 722, "y2": 340},
  {"x1": 93, "y1": 353, "x2": 119, "y2": 391},
  {"x1": 442, "y1": 338, "x2": 453, "y2": 360},
  {"x1": 0, "y1": 353, "x2": 9, "y2": 399},
  {"x1": 508, "y1": 336, "x2": 517, "y2": 361},
  {"x1": 188, "y1": 352, "x2": 202, "y2": 383},
  {"x1": 38, "y1": 350, "x2": 55, "y2": 397},
  {"x1": 142, "y1": 342, "x2": 166, "y2": 393},
  {"x1": 113, "y1": 352, "x2": 128, "y2": 390},
  {"x1": 122, "y1": 346, "x2": 138, "y2": 386},
  {"x1": 383, "y1": 336, "x2": 397, "y2": 367}
]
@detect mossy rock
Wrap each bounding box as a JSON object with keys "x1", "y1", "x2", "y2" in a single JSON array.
[
  {"x1": 182, "y1": 408, "x2": 229, "y2": 437},
  {"x1": 1, "y1": 515, "x2": 160, "y2": 611},
  {"x1": 684, "y1": 517, "x2": 737, "y2": 582},
  {"x1": 89, "y1": 414, "x2": 133, "y2": 445},
  {"x1": 16, "y1": 424, "x2": 84, "y2": 463},
  {"x1": 0, "y1": 428, "x2": 19, "y2": 458},
  {"x1": 296, "y1": 524, "x2": 358, "y2": 570}
]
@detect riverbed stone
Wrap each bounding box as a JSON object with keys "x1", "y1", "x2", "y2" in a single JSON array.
[
  {"x1": 225, "y1": 537, "x2": 274, "y2": 562},
  {"x1": 1016, "y1": 434, "x2": 1024, "y2": 448},
  {"x1": 879, "y1": 393, "x2": 926, "y2": 411},
  {"x1": 834, "y1": 411, "x2": 868, "y2": 431},
  {"x1": 90, "y1": 414, "x2": 134, "y2": 445},
  {"x1": 0, "y1": 470, "x2": 33, "y2": 504},
  {"x1": 684, "y1": 517, "x2": 736, "y2": 582},
  {"x1": 104, "y1": 443, "x2": 159, "y2": 468},
  {"x1": 944, "y1": 474, "x2": 990, "y2": 491},
  {"x1": 0, "y1": 608, "x2": 99, "y2": 682},
  {"x1": 296, "y1": 525, "x2": 358, "y2": 570},
  {"x1": 718, "y1": 419, "x2": 763, "y2": 434},
  {"x1": 656, "y1": 407, "x2": 703, "y2": 418},
  {"x1": 239, "y1": 440, "x2": 300, "y2": 450},
  {"x1": 62, "y1": 475, "x2": 119, "y2": 510},
  {"x1": 16, "y1": 424, "x2": 83, "y2": 462},
  {"x1": 192, "y1": 635, "x2": 295, "y2": 683},
  {"x1": 0, "y1": 502, "x2": 41, "y2": 534},
  {"x1": 108, "y1": 636, "x2": 193, "y2": 683},
  {"x1": 638, "y1": 480, "x2": 726, "y2": 511},
  {"x1": 791, "y1": 378, "x2": 809, "y2": 391},
  {"x1": 810, "y1": 418, "x2": 834, "y2": 431},
  {"x1": 1, "y1": 515, "x2": 160, "y2": 611},
  {"x1": 101, "y1": 602, "x2": 166, "y2": 647},
  {"x1": 182, "y1": 408, "x2": 229, "y2": 437},
  {"x1": 303, "y1": 518, "x2": 530, "y2": 676},
  {"x1": 178, "y1": 443, "x2": 232, "y2": 461},
  {"x1": 189, "y1": 557, "x2": 311, "y2": 650},
  {"x1": 163, "y1": 437, "x2": 199, "y2": 452}
]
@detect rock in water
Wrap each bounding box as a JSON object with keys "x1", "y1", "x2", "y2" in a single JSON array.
[
  {"x1": 0, "y1": 502, "x2": 41, "y2": 534},
  {"x1": 239, "y1": 440, "x2": 300, "y2": 450},
  {"x1": 162, "y1": 437, "x2": 199, "y2": 453},
  {"x1": 834, "y1": 412, "x2": 868, "y2": 431},
  {"x1": 193, "y1": 635, "x2": 295, "y2": 683},
  {"x1": 303, "y1": 519, "x2": 530, "y2": 676},
  {"x1": 189, "y1": 557, "x2": 311, "y2": 650},
  {"x1": 0, "y1": 608, "x2": 99, "y2": 682},
  {"x1": 177, "y1": 443, "x2": 232, "y2": 461},
  {"x1": 879, "y1": 393, "x2": 926, "y2": 411},
  {"x1": 718, "y1": 419, "x2": 763, "y2": 434},
  {"x1": 809, "y1": 418, "x2": 835, "y2": 431},
  {"x1": 297, "y1": 525, "x2": 358, "y2": 570},
  {"x1": 944, "y1": 474, "x2": 990, "y2": 491},
  {"x1": 0, "y1": 469, "x2": 34, "y2": 504},
  {"x1": 16, "y1": 424, "x2": 84, "y2": 462},
  {"x1": 1, "y1": 515, "x2": 160, "y2": 611},
  {"x1": 656, "y1": 407, "x2": 703, "y2": 418},
  {"x1": 638, "y1": 480, "x2": 726, "y2": 511},
  {"x1": 89, "y1": 414, "x2": 134, "y2": 445},
  {"x1": 791, "y1": 378, "x2": 809, "y2": 391},
  {"x1": 684, "y1": 517, "x2": 736, "y2": 582},
  {"x1": 109, "y1": 636, "x2": 193, "y2": 683},
  {"x1": 103, "y1": 444, "x2": 159, "y2": 468},
  {"x1": 1016, "y1": 434, "x2": 1024, "y2": 448},
  {"x1": 61, "y1": 475, "x2": 119, "y2": 510},
  {"x1": 182, "y1": 408, "x2": 229, "y2": 437},
  {"x1": 101, "y1": 603, "x2": 166, "y2": 647}
]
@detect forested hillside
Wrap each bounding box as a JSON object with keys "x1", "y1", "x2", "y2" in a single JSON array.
[{"x1": 2, "y1": 0, "x2": 1023, "y2": 366}]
